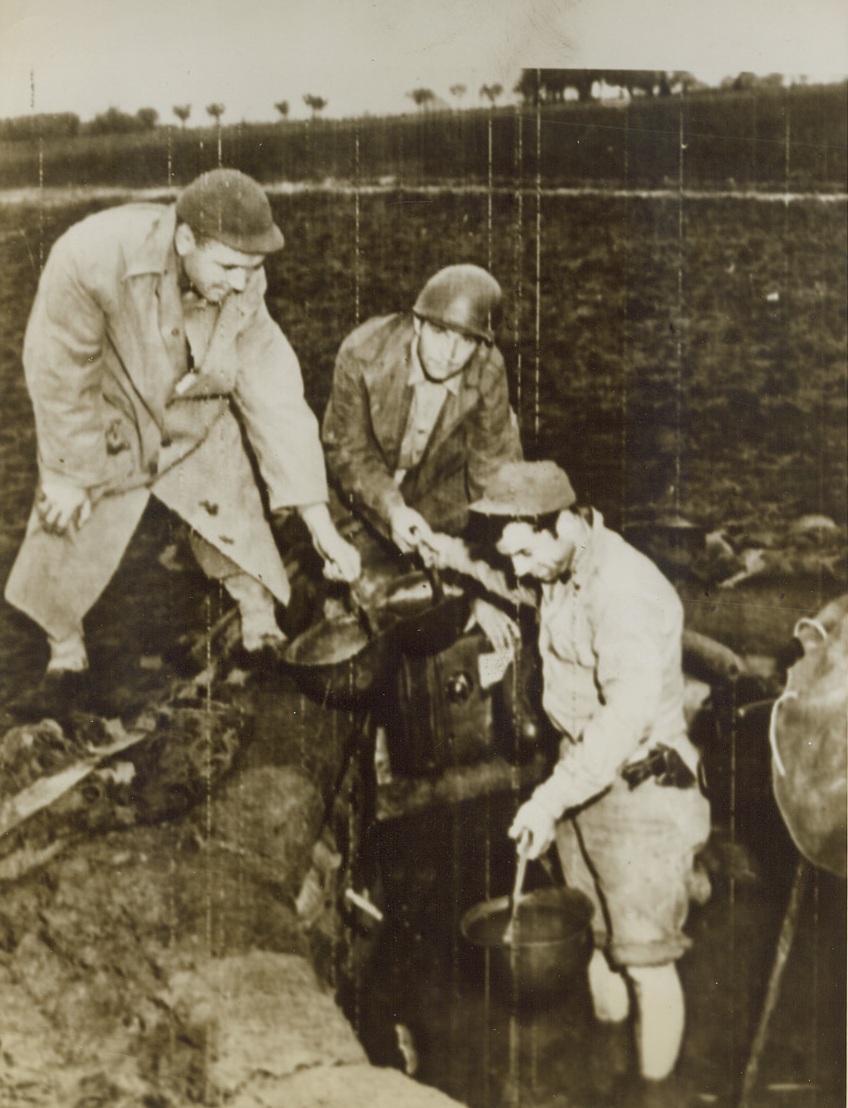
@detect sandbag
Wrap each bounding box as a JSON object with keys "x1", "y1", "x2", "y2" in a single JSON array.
[{"x1": 769, "y1": 595, "x2": 847, "y2": 877}]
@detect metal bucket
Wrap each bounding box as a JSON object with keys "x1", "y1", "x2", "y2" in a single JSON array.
[
  {"x1": 281, "y1": 612, "x2": 393, "y2": 709},
  {"x1": 380, "y1": 568, "x2": 469, "y2": 656},
  {"x1": 460, "y1": 886, "x2": 594, "y2": 1006}
]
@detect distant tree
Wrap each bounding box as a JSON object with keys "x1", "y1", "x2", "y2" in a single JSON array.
[
  {"x1": 303, "y1": 94, "x2": 328, "y2": 119},
  {"x1": 274, "y1": 100, "x2": 289, "y2": 121},
  {"x1": 668, "y1": 71, "x2": 703, "y2": 94},
  {"x1": 545, "y1": 69, "x2": 589, "y2": 102},
  {"x1": 596, "y1": 70, "x2": 671, "y2": 98},
  {"x1": 172, "y1": 104, "x2": 191, "y2": 128},
  {"x1": 479, "y1": 83, "x2": 503, "y2": 106},
  {"x1": 88, "y1": 106, "x2": 141, "y2": 135},
  {"x1": 724, "y1": 72, "x2": 785, "y2": 92},
  {"x1": 449, "y1": 83, "x2": 467, "y2": 106},
  {"x1": 135, "y1": 107, "x2": 158, "y2": 131},
  {"x1": 514, "y1": 69, "x2": 542, "y2": 106},
  {"x1": 514, "y1": 69, "x2": 593, "y2": 104},
  {"x1": 206, "y1": 102, "x2": 225, "y2": 123},
  {"x1": 0, "y1": 112, "x2": 79, "y2": 141},
  {"x1": 406, "y1": 88, "x2": 436, "y2": 111}
]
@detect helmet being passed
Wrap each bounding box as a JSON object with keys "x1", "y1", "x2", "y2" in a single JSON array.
[
  {"x1": 470, "y1": 461, "x2": 577, "y2": 518},
  {"x1": 413, "y1": 264, "x2": 502, "y2": 343}
]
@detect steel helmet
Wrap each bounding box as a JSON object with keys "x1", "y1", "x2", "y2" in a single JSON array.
[{"x1": 413, "y1": 264, "x2": 502, "y2": 343}]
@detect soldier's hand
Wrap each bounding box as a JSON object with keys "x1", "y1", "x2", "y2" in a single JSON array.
[
  {"x1": 472, "y1": 597, "x2": 519, "y2": 655},
  {"x1": 508, "y1": 796, "x2": 557, "y2": 860},
  {"x1": 415, "y1": 529, "x2": 453, "y2": 569},
  {"x1": 388, "y1": 505, "x2": 433, "y2": 555},
  {"x1": 37, "y1": 478, "x2": 92, "y2": 535},
  {"x1": 319, "y1": 533, "x2": 361, "y2": 584},
  {"x1": 296, "y1": 502, "x2": 361, "y2": 583}
]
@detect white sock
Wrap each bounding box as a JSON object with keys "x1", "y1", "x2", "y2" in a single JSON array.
[
  {"x1": 588, "y1": 948, "x2": 631, "y2": 1022},
  {"x1": 628, "y1": 963, "x2": 685, "y2": 1080},
  {"x1": 46, "y1": 631, "x2": 89, "y2": 674}
]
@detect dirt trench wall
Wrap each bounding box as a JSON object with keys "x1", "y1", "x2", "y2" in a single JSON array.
[{"x1": 0, "y1": 684, "x2": 462, "y2": 1107}]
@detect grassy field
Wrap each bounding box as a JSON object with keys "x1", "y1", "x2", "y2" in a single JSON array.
[
  {"x1": 1, "y1": 190, "x2": 845, "y2": 527},
  {"x1": 0, "y1": 185, "x2": 845, "y2": 692},
  {"x1": 1, "y1": 83, "x2": 845, "y2": 191}
]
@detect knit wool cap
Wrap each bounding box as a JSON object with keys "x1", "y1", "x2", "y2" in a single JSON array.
[
  {"x1": 176, "y1": 168, "x2": 284, "y2": 253},
  {"x1": 470, "y1": 461, "x2": 577, "y2": 517}
]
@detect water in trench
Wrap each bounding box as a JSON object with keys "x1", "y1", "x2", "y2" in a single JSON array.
[{"x1": 337, "y1": 740, "x2": 846, "y2": 1108}]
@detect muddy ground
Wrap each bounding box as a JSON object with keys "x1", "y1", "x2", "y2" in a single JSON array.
[{"x1": 0, "y1": 187, "x2": 845, "y2": 1106}]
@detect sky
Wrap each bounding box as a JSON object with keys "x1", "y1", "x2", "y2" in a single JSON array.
[{"x1": 1, "y1": 0, "x2": 846, "y2": 124}]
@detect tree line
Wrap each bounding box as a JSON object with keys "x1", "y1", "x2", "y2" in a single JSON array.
[{"x1": 0, "y1": 71, "x2": 837, "y2": 143}]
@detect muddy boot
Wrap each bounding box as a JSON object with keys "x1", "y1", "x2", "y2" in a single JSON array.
[
  {"x1": 7, "y1": 631, "x2": 91, "y2": 722},
  {"x1": 222, "y1": 573, "x2": 287, "y2": 673}
]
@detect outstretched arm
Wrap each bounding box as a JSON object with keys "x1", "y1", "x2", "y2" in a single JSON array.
[
  {"x1": 321, "y1": 343, "x2": 407, "y2": 533},
  {"x1": 528, "y1": 589, "x2": 669, "y2": 820},
  {"x1": 418, "y1": 531, "x2": 535, "y2": 608}
]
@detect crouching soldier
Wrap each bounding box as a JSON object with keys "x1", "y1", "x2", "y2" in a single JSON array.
[
  {"x1": 321, "y1": 264, "x2": 522, "y2": 651},
  {"x1": 5, "y1": 168, "x2": 360, "y2": 717},
  {"x1": 421, "y1": 460, "x2": 711, "y2": 1087}
]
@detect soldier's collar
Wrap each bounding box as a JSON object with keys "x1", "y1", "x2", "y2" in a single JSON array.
[
  {"x1": 407, "y1": 336, "x2": 463, "y2": 396},
  {"x1": 124, "y1": 205, "x2": 179, "y2": 280},
  {"x1": 561, "y1": 508, "x2": 601, "y2": 589}
]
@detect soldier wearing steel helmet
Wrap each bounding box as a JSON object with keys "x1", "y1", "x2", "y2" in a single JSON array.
[
  {"x1": 5, "y1": 168, "x2": 360, "y2": 718},
  {"x1": 322, "y1": 264, "x2": 522, "y2": 650},
  {"x1": 420, "y1": 459, "x2": 711, "y2": 1090}
]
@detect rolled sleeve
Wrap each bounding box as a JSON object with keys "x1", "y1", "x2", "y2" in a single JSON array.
[{"x1": 432, "y1": 534, "x2": 535, "y2": 608}]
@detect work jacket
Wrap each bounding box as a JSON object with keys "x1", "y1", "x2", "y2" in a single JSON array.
[
  {"x1": 322, "y1": 313, "x2": 522, "y2": 539},
  {"x1": 532, "y1": 512, "x2": 698, "y2": 816},
  {"x1": 6, "y1": 202, "x2": 328, "y2": 635}
]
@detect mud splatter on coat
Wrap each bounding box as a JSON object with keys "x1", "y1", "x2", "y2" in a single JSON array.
[
  {"x1": 5, "y1": 202, "x2": 328, "y2": 638},
  {"x1": 322, "y1": 313, "x2": 522, "y2": 540}
]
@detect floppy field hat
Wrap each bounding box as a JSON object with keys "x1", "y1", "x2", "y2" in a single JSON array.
[
  {"x1": 176, "y1": 168, "x2": 284, "y2": 253},
  {"x1": 470, "y1": 461, "x2": 577, "y2": 517}
]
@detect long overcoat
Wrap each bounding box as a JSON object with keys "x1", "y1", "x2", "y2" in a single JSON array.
[
  {"x1": 5, "y1": 202, "x2": 328, "y2": 639},
  {"x1": 321, "y1": 312, "x2": 522, "y2": 540}
]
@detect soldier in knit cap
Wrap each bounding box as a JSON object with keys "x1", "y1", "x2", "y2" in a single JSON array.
[
  {"x1": 420, "y1": 459, "x2": 711, "y2": 1089},
  {"x1": 6, "y1": 168, "x2": 359, "y2": 717}
]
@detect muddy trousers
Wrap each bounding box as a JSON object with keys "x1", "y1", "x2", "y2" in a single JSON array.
[
  {"x1": 188, "y1": 534, "x2": 282, "y2": 650},
  {"x1": 556, "y1": 774, "x2": 710, "y2": 1082},
  {"x1": 5, "y1": 488, "x2": 282, "y2": 666}
]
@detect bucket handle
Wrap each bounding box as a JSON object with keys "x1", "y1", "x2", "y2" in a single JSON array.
[
  {"x1": 504, "y1": 839, "x2": 562, "y2": 944},
  {"x1": 504, "y1": 832, "x2": 531, "y2": 943}
]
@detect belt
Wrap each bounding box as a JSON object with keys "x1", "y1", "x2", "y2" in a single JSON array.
[{"x1": 621, "y1": 744, "x2": 700, "y2": 791}]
